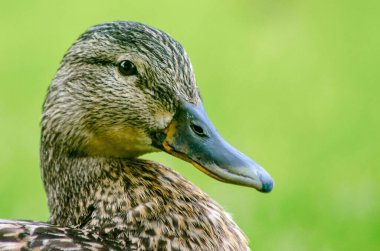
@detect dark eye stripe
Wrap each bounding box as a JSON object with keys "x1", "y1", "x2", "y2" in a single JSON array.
[{"x1": 83, "y1": 57, "x2": 114, "y2": 66}]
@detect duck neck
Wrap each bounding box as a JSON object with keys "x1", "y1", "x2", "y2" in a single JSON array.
[
  {"x1": 40, "y1": 144, "x2": 106, "y2": 226},
  {"x1": 40, "y1": 144, "x2": 250, "y2": 250},
  {"x1": 40, "y1": 142, "x2": 177, "y2": 228}
]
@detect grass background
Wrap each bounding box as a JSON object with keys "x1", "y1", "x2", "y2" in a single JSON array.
[{"x1": 0, "y1": 1, "x2": 379, "y2": 250}]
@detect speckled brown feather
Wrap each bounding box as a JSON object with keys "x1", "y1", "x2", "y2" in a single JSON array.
[
  {"x1": 0, "y1": 160, "x2": 249, "y2": 250},
  {"x1": 78, "y1": 159, "x2": 248, "y2": 250},
  {"x1": 0, "y1": 220, "x2": 120, "y2": 250}
]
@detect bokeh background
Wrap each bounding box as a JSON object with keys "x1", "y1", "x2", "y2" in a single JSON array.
[{"x1": 0, "y1": 1, "x2": 379, "y2": 250}]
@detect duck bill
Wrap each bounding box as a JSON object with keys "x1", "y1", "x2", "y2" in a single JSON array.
[{"x1": 152, "y1": 100, "x2": 274, "y2": 192}]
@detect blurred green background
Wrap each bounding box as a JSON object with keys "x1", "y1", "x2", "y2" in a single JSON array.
[{"x1": 0, "y1": 1, "x2": 379, "y2": 250}]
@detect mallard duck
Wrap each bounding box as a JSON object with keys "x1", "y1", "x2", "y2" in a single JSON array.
[{"x1": 0, "y1": 21, "x2": 273, "y2": 250}]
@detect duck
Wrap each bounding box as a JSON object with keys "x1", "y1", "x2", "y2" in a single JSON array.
[{"x1": 0, "y1": 21, "x2": 273, "y2": 251}]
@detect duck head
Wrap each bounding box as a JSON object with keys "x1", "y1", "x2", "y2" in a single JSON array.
[{"x1": 42, "y1": 21, "x2": 273, "y2": 192}]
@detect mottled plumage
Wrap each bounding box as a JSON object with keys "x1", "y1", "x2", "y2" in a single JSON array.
[{"x1": 0, "y1": 21, "x2": 273, "y2": 250}]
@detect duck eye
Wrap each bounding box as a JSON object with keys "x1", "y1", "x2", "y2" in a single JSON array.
[
  {"x1": 118, "y1": 60, "x2": 138, "y2": 76},
  {"x1": 190, "y1": 122, "x2": 208, "y2": 137}
]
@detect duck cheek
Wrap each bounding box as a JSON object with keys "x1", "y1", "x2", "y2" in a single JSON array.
[{"x1": 84, "y1": 126, "x2": 158, "y2": 158}]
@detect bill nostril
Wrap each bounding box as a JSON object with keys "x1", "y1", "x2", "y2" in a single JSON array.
[{"x1": 190, "y1": 122, "x2": 207, "y2": 137}]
